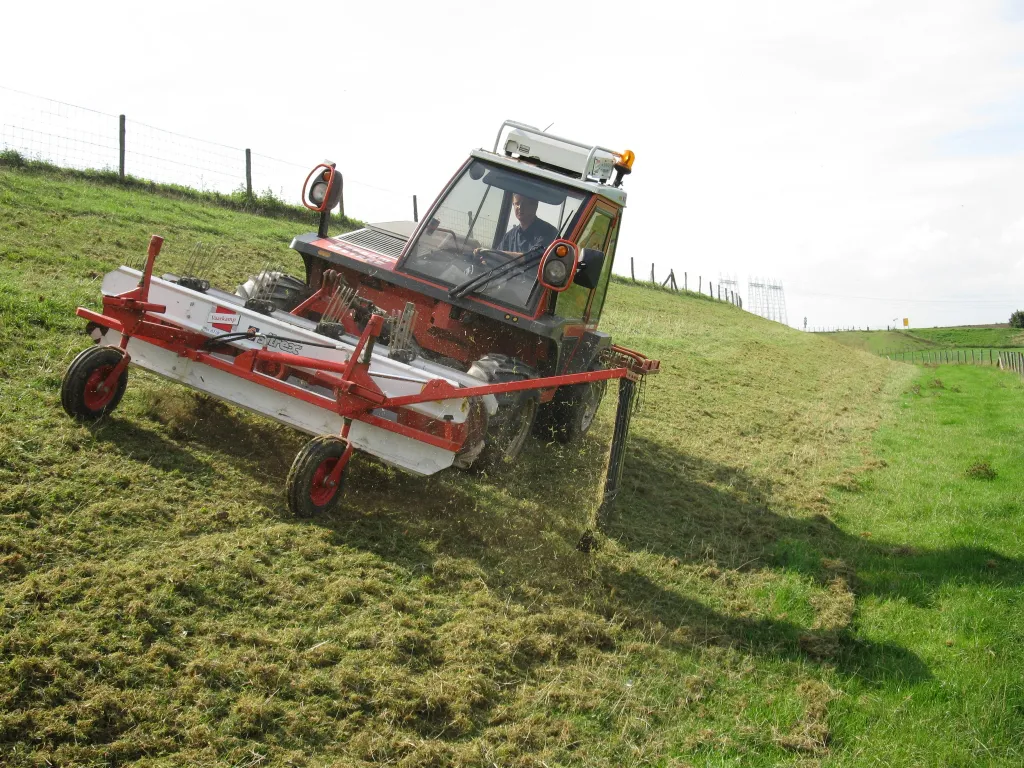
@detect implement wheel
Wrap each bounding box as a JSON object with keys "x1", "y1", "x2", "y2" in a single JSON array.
[
  {"x1": 287, "y1": 436, "x2": 351, "y2": 517},
  {"x1": 61, "y1": 346, "x2": 129, "y2": 422}
]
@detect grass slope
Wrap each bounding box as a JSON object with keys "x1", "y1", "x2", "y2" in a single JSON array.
[{"x1": 1, "y1": 166, "x2": 1022, "y2": 766}]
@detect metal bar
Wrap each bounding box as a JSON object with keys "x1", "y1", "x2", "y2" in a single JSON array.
[
  {"x1": 597, "y1": 377, "x2": 637, "y2": 529},
  {"x1": 119, "y1": 114, "x2": 126, "y2": 179},
  {"x1": 245, "y1": 148, "x2": 252, "y2": 197}
]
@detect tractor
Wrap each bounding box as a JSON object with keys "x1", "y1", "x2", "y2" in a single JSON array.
[{"x1": 63, "y1": 121, "x2": 658, "y2": 521}]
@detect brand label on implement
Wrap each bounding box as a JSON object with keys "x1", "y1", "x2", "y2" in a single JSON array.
[{"x1": 209, "y1": 312, "x2": 240, "y2": 326}]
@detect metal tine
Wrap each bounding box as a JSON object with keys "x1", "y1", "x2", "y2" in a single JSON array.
[
  {"x1": 333, "y1": 286, "x2": 356, "y2": 323},
  {"x1": 324, "y1": 285, "x2": 342, "y2": 323},
  {"x1": 190, "y1": 243, "x2": 206, "y2": 277},
  {"x1": 255, "y1": 260, "x2": 274, "y2": 300},
  {"x1": 197, "y1": 244, "x2": 217, "y2": 278},
  {"x1": 261, "y1": 265, "x2": 283, "y2": 303},
  {"x1": 183, "y1": 242, "x2": 201, "y2": 276}
]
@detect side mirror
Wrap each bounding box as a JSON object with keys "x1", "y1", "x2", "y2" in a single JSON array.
[
  {"x1": 302, "y1": 162, "x2": 343, "y2": 213},
  {"x1": 537, "y1": 239, "x2": 579, "y2": 292},
  {"x1": 572, "y1": 248, "x2": 606, "y2": 290}
]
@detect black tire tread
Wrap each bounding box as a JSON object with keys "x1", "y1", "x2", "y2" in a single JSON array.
[
  {"x1": 60, "y1": 346, "x2": 129, "y2": 422},
  {"x1": 286, "y1": 435, "x2": 348, "y2": 517}
]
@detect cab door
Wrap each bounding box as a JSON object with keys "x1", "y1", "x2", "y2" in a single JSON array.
[{"x1": 553, "y1": 203, "x2": 619, "y2": 370}]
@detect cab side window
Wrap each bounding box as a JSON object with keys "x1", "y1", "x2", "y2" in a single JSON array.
[
  {"x1": 586, "y1": 216, "x2": 619, "y2": 321},
  {"x1": 555, "y1": 208, "x2": 613, "y2": 320}
]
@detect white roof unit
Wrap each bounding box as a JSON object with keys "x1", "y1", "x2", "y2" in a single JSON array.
[{"x1": 493, "y1": 120, "x2": 627, "y2": 186}]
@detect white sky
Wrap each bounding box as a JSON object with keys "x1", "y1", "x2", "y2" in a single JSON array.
[{"x1": 4, "y1": 0, "x2": 1024, "y2": 329}]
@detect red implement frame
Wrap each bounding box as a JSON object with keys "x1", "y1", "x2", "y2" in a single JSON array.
[{"x1": 78, "y1": 237, "x2": 658, "y2": 464}]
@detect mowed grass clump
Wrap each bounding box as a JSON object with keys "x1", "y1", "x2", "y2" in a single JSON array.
[{"x1": 2, "y1": 165, "x2": 1023, "y2": 765}]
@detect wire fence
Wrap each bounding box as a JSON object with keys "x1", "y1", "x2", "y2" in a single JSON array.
[
  {"x1": 628, "y1": 258, "x2": 745, "y2": 308},
  {"x1": 880, "y1": 347, "x2": 1024, "y2": 372},
  {"x1": 0, "y1": 85, "x2": 415, "y2": 222}
]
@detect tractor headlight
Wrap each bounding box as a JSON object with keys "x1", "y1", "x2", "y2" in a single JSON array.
[
  {"x1": 543, "y1": 258, "x2": 569, "y2": 286},
  {"x1": 309, "y1": 180, "x2": 329, "y2": 206}
]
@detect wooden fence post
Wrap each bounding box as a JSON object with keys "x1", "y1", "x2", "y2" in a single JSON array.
[
  {"x1": 651, "y1": 263, "x2": 655, "y2": 283},
  {"x1": 684, "y1": 272, "x2": 688, "y2": 290},
  {"x1": 699, "y1": 276, "x2": 702, "y2": 294},
  {"x1": 630, "y1": 257, "x2": 635, "y2": 281},
  {"x1": 413, "y1": 195, "x2": 418, "y2": 222},
  {"x1": 245, "y1": 149, "x2": 252, "y2": 197},
  {"x1": 119, "y1": 114, "x2": 126, "y2": 179}
]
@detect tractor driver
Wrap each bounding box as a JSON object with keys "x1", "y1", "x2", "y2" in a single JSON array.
[{"x1": 491, "y1": 194, "x2": 559, "y2": 257}]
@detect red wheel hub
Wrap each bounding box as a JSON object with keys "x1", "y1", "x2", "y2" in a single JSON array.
[
  {"x1": 83, "y1": 366, "x2": 116, "y2": 411},
  {"x1": 309, "y1": 458, "x2": 339, "y2": 506}
]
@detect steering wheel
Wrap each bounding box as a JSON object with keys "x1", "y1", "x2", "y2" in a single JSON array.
[
  {"x1": 430, "y1": 226, "x2": 464, "y2": 254},
  {"x1": 473, "y1": 248, "x2": 513, "y2": 268}
]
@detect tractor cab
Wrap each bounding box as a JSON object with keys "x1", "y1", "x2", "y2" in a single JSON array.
[
  {"x1": 293, "y1": 122, "x2": 634, "y2": 336},
  {"x1": 396, "y1": 123, "x2": 633, "y2": 327}
]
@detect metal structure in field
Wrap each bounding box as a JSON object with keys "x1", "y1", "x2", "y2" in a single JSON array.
[
  {"x1": 61, "y1": 121, "x2": 660, "y2": 527},
  {"x1": 719, "y1": 273, "x2": 741, "y2": 305},
  {"x1": 747, "y1": 277, "x2": 789, "y2": 325}
]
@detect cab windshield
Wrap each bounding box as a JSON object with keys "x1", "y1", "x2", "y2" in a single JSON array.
[{"x1": 400, "y1": 159, "x2": 588, "y2": 311}]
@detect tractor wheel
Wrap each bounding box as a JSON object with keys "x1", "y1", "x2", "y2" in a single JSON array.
[
  {"x1": 286, "y1": 436, "x2": 350, "y2": 517},
  {"x1": 467, "y1": 354, "x2": 539, "y2": 470},
  {"x1": 546, "y1": 378, "x2": 607, "y2": 444},
  {"x1": 61, "y1": 346, "x2": 129, "y2": 422},
  {"x1": 236, "y1": 272, "x2": 311, "y2": 312}
]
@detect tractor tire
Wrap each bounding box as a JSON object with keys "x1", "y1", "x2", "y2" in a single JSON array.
[
  {"x1": 544, "y1": 378, "x2": 607, "y2": 444},
  {"x1": 236, "y1": 272, "x2": 312, "y2": 313},
  {"x1": 61, "y1": 346, "x2": 129, "y2": 422},
  {"x1": 286, "y1": 436, "x2": 350, "y2": 517},
  {"x1": 466, "y1": 354, "x2": 538, "y2": 470}
]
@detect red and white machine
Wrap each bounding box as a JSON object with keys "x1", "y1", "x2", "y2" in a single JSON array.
[{"x1": 63, "y1": 122, "x2": 659, "y2": 523}]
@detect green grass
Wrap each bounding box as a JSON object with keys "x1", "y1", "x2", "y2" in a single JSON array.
[
  {"x1": 829, "y1": 327, "x2": 1024, "y2": 355},
  {"x1": 1, "y1": 165, "x2": 1023, "y2": 766}
]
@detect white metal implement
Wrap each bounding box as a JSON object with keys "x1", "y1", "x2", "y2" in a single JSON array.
[{"x1": 98, "y1": 268, "x2": 495, "y2": 475}]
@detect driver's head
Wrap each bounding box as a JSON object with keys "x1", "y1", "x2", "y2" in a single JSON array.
[{"x1": 512, "y1": 194, "x2": 539, "y2": 228}]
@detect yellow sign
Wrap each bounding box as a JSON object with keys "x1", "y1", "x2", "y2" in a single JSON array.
[{"x1": 903, "y1": 318, "x2": 909, "y2": 327}]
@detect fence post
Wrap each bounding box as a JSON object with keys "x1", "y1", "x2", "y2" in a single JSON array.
[
  {"x1": 118, "y1": 114, "x2": 126, "y2": 179},
  {"x1": 413, "y1": 195, "x2": 418, "y2": 222},
  {"x1": 245, "y1": 149, "x2": 252, "y2": 197},
  {"x1": 699, "y1": 276, "x2": 702, "y2": 294},
  {"x1": 630, "y1": 257, "x2": 635, "y2": 281},
  {"x1": 684, "y1": 272, "x2": 687, "y2": 290},
  {"x1": 650, "y1": 263, "x2": 655, "y2": 283}
]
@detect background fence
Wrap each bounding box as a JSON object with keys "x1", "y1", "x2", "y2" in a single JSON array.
[
  {"x1": 881, "y1": 347, "x2": 1024, "y2": 375},
  {"x1": 1, "y1": 85, "x2": 760, "y2": 314},
  {"x1": 628, "y1": 258, "x2": 744, "y2": 308},
  {"x1": 0, "y1": 85, "x2": 415, "y2": 223}
]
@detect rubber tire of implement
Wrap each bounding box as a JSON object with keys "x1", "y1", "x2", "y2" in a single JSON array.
[
  {"x1": 545, "y1": 378, "x2": 607, "y2": 444},
  {"x1": 467, "y1": 354, "x2": 539, "y2": 470},
  {"x1": 61, "y1": 346, "x2": 129, "y2": 422},
  {"x1": 286, "y1": 436, "x2": 350, "y2": 517},
  {"x1": 237, "y1": 273, "x2": 312, "y2": 312}
]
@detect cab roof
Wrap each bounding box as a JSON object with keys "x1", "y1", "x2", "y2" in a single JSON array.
[{"x1": 482, "y1": 120, "x2": 630, "y2": 207}]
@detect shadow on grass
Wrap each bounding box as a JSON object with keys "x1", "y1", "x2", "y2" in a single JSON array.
[
  {"x1": 90, "y1": 418, "x2": 220, "y2": 480},
  {"x1": 130, "y1": 393, "x2": 980, "y2": 686},
  {"x1": 606, "y1": 434, "x2": 1024, "y2": 604}
]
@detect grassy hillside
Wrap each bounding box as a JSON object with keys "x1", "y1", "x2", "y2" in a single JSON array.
[
  {"x1": 2, "y1": 165, "x2": 1022, "y2": 766},
  {"x1": 828, "y1": 326, "x2": 1024, "y2": 354}
]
